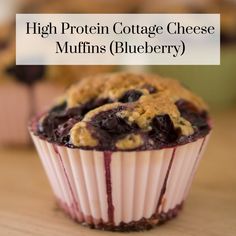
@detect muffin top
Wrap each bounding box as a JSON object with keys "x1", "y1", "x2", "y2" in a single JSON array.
[{"x1": 34, "y1": 72, "x2": 211, "y2": 151}]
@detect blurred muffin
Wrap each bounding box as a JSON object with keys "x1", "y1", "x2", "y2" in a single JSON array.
[
  {"x1": 203, "y1": 0, "x2": 236, "y2": 43},
  {"x1": 71, "y1": 0, "x2": 141, "y2": 13},
  {"x1": 0, "y1": 23, "x2": 32, "y2": 145},
  {"x1": 0, "y1": 24, "x2": 64, "y2": 145},
  {"x1": 18, "y1": 0, "x2": 116, "y2": 83},
  {"x1": 0, "y1": 33, "x2": 112, "y2": 146},
  {"x1": 144, "y1": 0, "x2": 236, "y2": 107},
  {"x1": 141, "y1": 0, "x2": 212, "y2": 13},
  {"x1": 142, "y1": 0, "x2": 236, "y2": 43},
  {"x1": 141, "y1": 0, "x2": 199, "y2": 13},
  {"x1": 0, "y1": 0, "x2": 117, "y2": 146},
  {"x1": 19, "y1": 0, "x2": 140, "y2": 13},
  {"x1": 30, "y1": 72, "x2": 211, "y2": 231},
  {"x1": 0, "y1": 23, "x2": 13, "y2": 71}
]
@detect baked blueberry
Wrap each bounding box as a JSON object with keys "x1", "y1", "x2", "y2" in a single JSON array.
[
  {"x1": 149, "y1": 115, "x2": 180, "y2": 144},
  {"x1": 175, "y1": 99, "x2": 209, "y2": 134},
  {"x1": 91, "y1": 108, "x2": 133, "y2": 134},
  {"x1": 49, "y1": 100, "x2": 67, "y2": 114},
  {"x1": 33, "y1": 72, "x2": 210, "y2": 150},
  {"x1": 119, "y1": 90, "x2": 143, "y2": 103},
  {"x1": 6, "y1": 65, "x2": 46, "y2": 85},
  {"x1": 143, "y1": 84, "x2": 157, "y2": 94},
  {"x1": 38, "y1": 106, "x2": 83, "y2": 143}
]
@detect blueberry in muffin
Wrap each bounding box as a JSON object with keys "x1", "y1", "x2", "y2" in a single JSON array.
[
  {"x1": 30, "y1": 72, "x2": 211, "y2": 231},
  {"x1": 34, "y1": 73, "x2": 210, "y2": 151}
]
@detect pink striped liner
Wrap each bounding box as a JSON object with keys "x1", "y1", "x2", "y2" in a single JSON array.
[
  {"x1": 0, "y1": 82, "x2": 64, "y2": 146},
  {"x1": 0, "y1": 83, "x2": 30, "y2": 145},
  {"x1": 30, "y1": 132, "x2": 210, "y2": 229},
  {"x1": 34, "y1": 82, "x2": 65, "y2": 114}
]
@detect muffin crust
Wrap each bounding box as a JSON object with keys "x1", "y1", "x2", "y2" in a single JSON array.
[
  {"x1": 67, "y1": 73, "x2": 207, "y2": 110},
  {"x1": 35, "y1": 72, "x2": 210, "y2": 151}
]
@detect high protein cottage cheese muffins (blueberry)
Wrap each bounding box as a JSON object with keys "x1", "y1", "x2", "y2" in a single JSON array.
[{"x1": 30, "y1": 72, "x2": 211, "y2": 231}]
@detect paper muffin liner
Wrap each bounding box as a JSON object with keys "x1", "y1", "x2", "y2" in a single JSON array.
[{"x1": 30, "y1": 132, "x2": 209, "y2": 230}]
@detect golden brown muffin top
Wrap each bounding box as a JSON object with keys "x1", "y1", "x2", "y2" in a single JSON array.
[
  {"x1": 65, "y1": 72, "x2": 208, "y2": 148},
  {"x1": 67, "y1": 72, "x2": 207, "y2": 110},
  {"x1": 36, "y1": 72, "x2": 210, "y2": 150}
]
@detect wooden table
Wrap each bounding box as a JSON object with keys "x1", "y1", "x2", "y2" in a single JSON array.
[{"x1": 0, "y1": 109, "x2": 236, "y2": 236}]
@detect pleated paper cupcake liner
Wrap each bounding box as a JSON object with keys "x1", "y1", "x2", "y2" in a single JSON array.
[{"x1": 31, "y1": 132, "x2": 209, "y2": 230}]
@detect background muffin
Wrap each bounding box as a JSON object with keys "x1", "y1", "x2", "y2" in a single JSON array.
[
  {"x1": 20, "y1": 0, "x2": 141, "y2": 13},
  {"x1": 30, "y1": 72, "x2": 211, "y2": 231},
  {"x1": 0, "y1": 1, "x2": 115, "y2": 146},
  {"x1": 0, "y1": 27, "x2": 66, "y2": 145},
  {"x1": 141, "y1": 0, "x2": 236, "y2": 108}
]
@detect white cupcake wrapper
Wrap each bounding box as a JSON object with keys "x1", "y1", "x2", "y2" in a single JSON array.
[{"x1": 31, "y1": 133, "x2": 209, "y2": 226}]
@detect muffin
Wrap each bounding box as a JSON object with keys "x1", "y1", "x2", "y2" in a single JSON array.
[
  {"x1": 0, "y1": 25, "x2": 64, "y2": 145},
  {"x1": 0, "y1": 23, "x2": 32, "y2": 145},
  {"x1": 71, "y1": 0, "x2": 141, "y2": 13},
  {"x1": 30, "y1": 72, "x2": 211, "y2": 231},
  {"x1": 0, "y1": 0, "x2": 115, "y2": 146},
  {"x1": 142, "y1": 0, "x2": 236, "y2": 43},
  {"x1": 141, "y1": 0, "x2": 198, "y2": 13},
  {"x1": 20, "y1": 0, "x2": 140, "y2": 13}
]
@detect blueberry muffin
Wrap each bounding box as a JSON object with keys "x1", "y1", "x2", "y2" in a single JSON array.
[
  {"x1": 0, "y1": 0, "x2": 115, "y2": 145},
  {"x1": 20, "y1": 0, "x2": 140, "y2": 13},
  {"x1": 0, "y1": 23, "x2": 66, "y2": 145},
  {"x1": 141, "y1": 0, "x2": 236, "y2": 43},
  {"x1": 30, "y1": 72, "x2": 211, "y2": 231}
]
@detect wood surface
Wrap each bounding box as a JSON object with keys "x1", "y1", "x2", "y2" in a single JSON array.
[{"x1": 0, "y1": 108, "x2": 235, "y2": 236}]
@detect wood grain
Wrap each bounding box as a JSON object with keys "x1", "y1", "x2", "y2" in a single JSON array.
[{"x1": 0, "y1": 108, "x2": 236, "y2": 236}]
